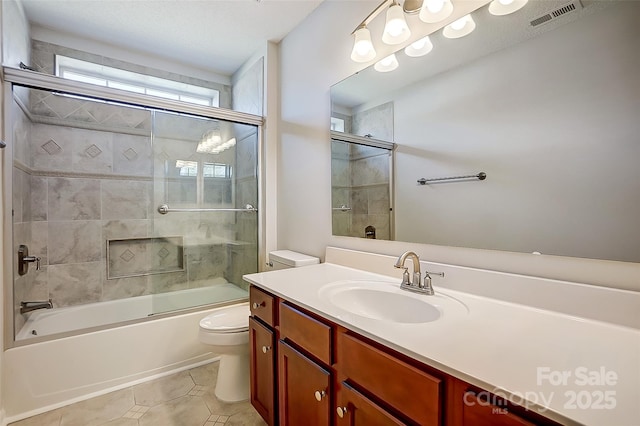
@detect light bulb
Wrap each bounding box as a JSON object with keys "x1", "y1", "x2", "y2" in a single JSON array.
[
  {"x1": 374, "y1": 54, "x2": 399, "y2": 73},
  {"x1": 350, "y1": 26, "x2": 376, "y2": 62},
  {"x1": 404, "y1": 36, "x2": 434, "y2": 57},
  {"x1": 419, "y1": 0, "x2": 453, "y2": 23},
  {"x1": 450, "y1": 16, "x2": 467, "y2": 30},
  {"x1": 426, "y1": 0, "x2": 444, "y2": 13},
  {"x1": 382, "y1": 2, "x2": 411, "y2": 45},
  {"x1": 499, "y1": 0, "x2": 514, "y2": 5},
  {"x1": 488, "y1": 0, "x2": 528, "y2": 16},
  {"x1": 443, "y1": 14, "x2": 476, "y2": 38}
]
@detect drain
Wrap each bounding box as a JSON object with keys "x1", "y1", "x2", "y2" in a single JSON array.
[{"x1": 31, "y1": 330, "x2": 38, "y2": 335}]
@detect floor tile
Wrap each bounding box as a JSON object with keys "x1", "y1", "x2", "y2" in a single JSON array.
[
  {"x1": 59, "y1": 388, "x2": 135, "y2": 426},
  {"x1": 133, "y1": 370, "x2": 195, "y2": 406},
  {"x1": 137, "y1": 395, "x2": 210, "y2": 426}
]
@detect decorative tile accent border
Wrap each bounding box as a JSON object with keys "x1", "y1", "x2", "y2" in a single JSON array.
[
  {"x1": 41, "y1": 139, "x2": 62, "y2": 155},
  {"x1": 107, "y1": 236, "x2": 184, "y2": 279},
  {"x1": 85, "y1": 144, "x2": 103, "y2": 158},
  {"x1": 123, "y1": 147, "x2": 138, "y2": 161}
]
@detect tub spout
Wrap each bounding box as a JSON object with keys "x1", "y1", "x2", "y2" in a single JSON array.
[{"x1": 20, "y1": 299, "x2": 53, "y2": 314}]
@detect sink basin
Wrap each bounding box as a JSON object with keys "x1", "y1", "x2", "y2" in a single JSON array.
[{"x1": 318, "y1": 280, "x2": 467, "y2": 324}]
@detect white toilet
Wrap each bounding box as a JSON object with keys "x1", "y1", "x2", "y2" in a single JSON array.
[{"x1": 198, "y1": 250, "x2": 319, "y2": 402}]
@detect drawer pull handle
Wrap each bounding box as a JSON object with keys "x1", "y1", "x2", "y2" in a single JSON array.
[
  {"x1": 336, "y1": 406, "x2": 348, "y2": 418},
  {"x1": 314, "y1": 390, "x2": 326, "y2": 401},
  {"x1": 261, "y1": 345, "x2": 271, "y2": 354},
  {"x1": 252, "y1": 302, "x2": 264, "y2": 309}
]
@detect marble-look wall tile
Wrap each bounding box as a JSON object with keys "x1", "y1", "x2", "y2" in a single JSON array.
[
  {"x1": 48, "y1": 178, "x2": 101, "y2": 220},
  {"x1": 30, "y1": 221, "x2": 49, "y2": 266},
  {"x1": 149, "y1": 271, "x2": 189, "y2": 294},
  {"x1": 332, "y1": 212, "x2": 351, "y2": 237},
  {"x1": 368, "y1": 185, "x2": 390, "y2": 215},
  {"x1": 23, "y1": 266, "x2": 50, "y2": 301},
  {"x1": 186, "y1": 244, "x2": 226, "y2": 282},
  {"x1": 232, "y1": 57, "x2": 263, "y2": 116},
  {"x1": 351, "y1": 154, "x2": 389, "y2": 187},
  {"x1": 30, "y1": 123, "x2": 74, "y2": 172},
  {"x1": 108, "y1": 239, "x2": 151, "y2": 278},
  {"x1": 112, "y1": 134, "x2": 152, "y2": 176},
  {"x1": 352, "y1": 102, "x2": 393, "y2": 141},
  {"x1": 71, "y1": 128, "x2": 113, "y2": 173},
  {"x1": 102, "y1": 180, "x2": 150, "y2": 220},
  {"x1": 12, "y1": 167, "x2": 26, "y2": 223},
  {"x1": 48, "y1": 261, "x2": 103, "y2": 307},
  {"x1": 350, "y1": 188, "x2": 368, "y2": 215},
  {"x1": 30, "y1": 176, "x2": 48, "y2": 221},
  {"x1": 102, "y1": 274, "x2": 150, "y2": 301},
  {"x1": 331, "y1": 158, "x2": 350, "y2": 187},
  {"x1": 48, "y1": 220, "x2": 101, "y2": 264}
]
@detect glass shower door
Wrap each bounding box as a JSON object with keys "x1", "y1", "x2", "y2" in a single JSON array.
[{"x1": 148, "y1": 111, "x2": 259, "y2": 315}]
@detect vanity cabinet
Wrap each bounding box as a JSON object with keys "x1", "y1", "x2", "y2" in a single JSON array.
[{"x1": 249, "y1": 285, "x2": 560, "y2": 426}]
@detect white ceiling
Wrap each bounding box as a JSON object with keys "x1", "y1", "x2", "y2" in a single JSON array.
[{"x1": 21, "y1": 0, "x2": 324, "y2": 76}]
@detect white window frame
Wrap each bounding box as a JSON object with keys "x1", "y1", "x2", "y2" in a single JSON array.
[{"x1": 55, "y1": 55, "x2": 220, "y2": 107}]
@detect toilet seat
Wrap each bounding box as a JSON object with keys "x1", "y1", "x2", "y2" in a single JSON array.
[{"x1": 199, "y1": 304, "x2": 250, "y2": 334}]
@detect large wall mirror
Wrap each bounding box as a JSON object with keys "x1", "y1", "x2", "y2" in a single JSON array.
[{"x1": 331, "y1": 0, "x2": 640, "y2": 263}]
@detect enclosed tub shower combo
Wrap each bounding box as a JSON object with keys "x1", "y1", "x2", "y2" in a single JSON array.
[{"x1": 2, "y1": 62, "x2": 265, "y2": 418}]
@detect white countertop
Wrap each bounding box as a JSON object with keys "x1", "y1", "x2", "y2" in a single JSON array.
[{"x1": 244, "y1": 262, "x2": 640, "y2": 426}]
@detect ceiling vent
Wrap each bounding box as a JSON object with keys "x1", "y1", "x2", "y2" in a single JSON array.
[{"x1": 530, "y1": 0, "x2": 583, "y2": 27}]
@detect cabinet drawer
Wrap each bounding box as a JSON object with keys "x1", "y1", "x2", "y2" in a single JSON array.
[
  {"x1": 338, "y1": 331, "x2": 442, "y2": 425},
  {"x1": 250, "y1": 286, "x2": 275, "y2": 327},
  {"x1": 279, "y1": 302, "x2": 332, "y2": 365}
]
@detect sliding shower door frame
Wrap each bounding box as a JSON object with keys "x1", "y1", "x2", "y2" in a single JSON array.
[{"x1": 1, "y1": 67, "x2": 265, "y2": 349}]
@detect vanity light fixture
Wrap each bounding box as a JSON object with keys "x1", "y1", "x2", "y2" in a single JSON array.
[
  {"x1": 374, "y1": 53, "x2": 399, "y2": 72},
  {"x1": 382, "y1": 0, "x2": 411, "y2": 45},
  {"x1": 488, "y1": 0, "x2": 528, "y2": 16},
  {"x1": 404, "y1": 35, "x2": 434, "y2": 57},
  {"x1": 419, "y1": 0, "x2": 454, "y2": 23},
  {"x1": 443, "y1": 14, "x2": 476, "y2": 38},
  {"x1": 350, "y1": 24, "x2": 377, "y2": 62}
]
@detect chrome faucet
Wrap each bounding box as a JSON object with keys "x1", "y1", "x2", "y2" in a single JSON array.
[
  {"x1": 394, "y1": 251, "x2": 443, "y2": 295},
  {"x1": 20, "y1": 299, "x2": 53, "y2": 314}
]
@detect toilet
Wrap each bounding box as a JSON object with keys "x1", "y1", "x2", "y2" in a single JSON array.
[{"x1": 198, "y1": 250, "x2": 319, "y2": 402}]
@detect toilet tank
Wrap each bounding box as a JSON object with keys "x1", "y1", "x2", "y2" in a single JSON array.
[{"x1": 269, "y1": 250, "x2": 319, "y2": 270}]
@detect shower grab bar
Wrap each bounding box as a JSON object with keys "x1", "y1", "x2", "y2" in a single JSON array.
[
  {"x1": 157, "y1": 204, "x2": 257, "y2": 214},
  {"x1": 332, "y1": 205, "x2": 352, "y2": 212},
  {"x1": 417, "y1": 172, "x2": 486, "y2": 185}
]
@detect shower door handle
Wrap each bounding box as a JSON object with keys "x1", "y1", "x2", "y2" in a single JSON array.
[{"x1": 18, "y1": 244, "x2": 40, "y2": 276}]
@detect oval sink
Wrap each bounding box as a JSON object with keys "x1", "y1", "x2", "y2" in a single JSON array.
[
  {"x1": 317, "y1": 279, "x2": 469, "y2": 324},
  {"x1": 328, "y1": 287, "x2": 440, "y2": 323}
]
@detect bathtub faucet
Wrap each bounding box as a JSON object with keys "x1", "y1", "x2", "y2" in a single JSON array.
[{"x1": 20, "y1": 299, "x2": 53, "y2": 314}]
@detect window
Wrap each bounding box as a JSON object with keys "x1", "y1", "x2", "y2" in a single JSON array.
[
  {"x1": 56, "y1": 55, "x2": 219, "y2": 107},
  {"x1": 331, "y1": 117, "x2": 345, "y2": 132}
]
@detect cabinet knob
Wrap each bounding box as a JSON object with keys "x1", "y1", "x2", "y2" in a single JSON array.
[
  {"x1": 314, "y1": 390, "x2": 326, "y2": 402},
  {"x1": 252, "y1": 302, "x2": 264, "y2": 309},
  {"x1": 261, "y1": 345, "x2": 271, "y2": 354},
  {"x1": 336, "y1": 406, "x2": 348, "y2": 418}
]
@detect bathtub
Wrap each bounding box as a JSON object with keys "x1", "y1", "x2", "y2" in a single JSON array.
[
  {"x1": 5, "y1": 281, "x2": 249, "y2": 422},
  {"x1": 16, "y1": 280, "x2": 248, "y2": 340}
]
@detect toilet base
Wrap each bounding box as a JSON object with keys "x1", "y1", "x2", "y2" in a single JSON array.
[{"x1": 215, "y1": 352, "x2": 250, "y2": 402}]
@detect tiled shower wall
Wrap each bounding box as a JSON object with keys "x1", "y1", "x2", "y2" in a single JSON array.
[{"x1": 332, "y1": 142, "x2": 391, "y2": 240}]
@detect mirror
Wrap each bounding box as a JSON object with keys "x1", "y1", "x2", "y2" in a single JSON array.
[{"x1": 331, "y1": 0, "x2": 640, "y2": 263}]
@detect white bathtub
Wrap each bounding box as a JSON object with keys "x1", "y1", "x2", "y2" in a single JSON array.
[
  {"x1": 16, "y1": 280, "x2": 248, "y2": 340},
  {"x1": 5, "y1": 282, "x2": 249, "y2": 422}
]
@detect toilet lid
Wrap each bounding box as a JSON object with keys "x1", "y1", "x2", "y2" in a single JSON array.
[{"x1": 199, "y1": 304, "x2": 250, "y2": 333}]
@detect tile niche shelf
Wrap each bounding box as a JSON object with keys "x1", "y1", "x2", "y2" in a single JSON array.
[{"x1": 107, "y1": 236, "x2": 185, "y2": 279}]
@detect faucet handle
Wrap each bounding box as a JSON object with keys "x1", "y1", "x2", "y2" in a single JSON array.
[
  {"x1": 397, "y1": 267, "x2": 411, "y2": 286},
  {"x1": 424, "y1": 271, "x2": 445, "y2": 279}
]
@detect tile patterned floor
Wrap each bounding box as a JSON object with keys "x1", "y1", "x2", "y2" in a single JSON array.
[{"x1": 10, "y1": 362, "x2": 266, "y2": 426}]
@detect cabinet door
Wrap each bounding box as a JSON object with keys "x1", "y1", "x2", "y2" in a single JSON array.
[
  {"x1": 335, "y1": 382, "x2": 407, "y2": 426},
  {"x1": 462, "y1": 392, "x2": 535, "y2": 426},
  {"x1": 249, "y1": 317, "x2": 276, "y2": 426},
  {"x1": 278, "y1": 340, "x2": 331, "y2": 426}
]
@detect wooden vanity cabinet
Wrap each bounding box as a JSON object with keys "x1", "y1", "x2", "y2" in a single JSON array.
[{"x1": 248, "y1": 285, "x2": 561, "y2": 426}]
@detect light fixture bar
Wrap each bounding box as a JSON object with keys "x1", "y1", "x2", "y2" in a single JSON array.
[{"x1": 350, "y1": 0, "x2": 393, "y2": 34}]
